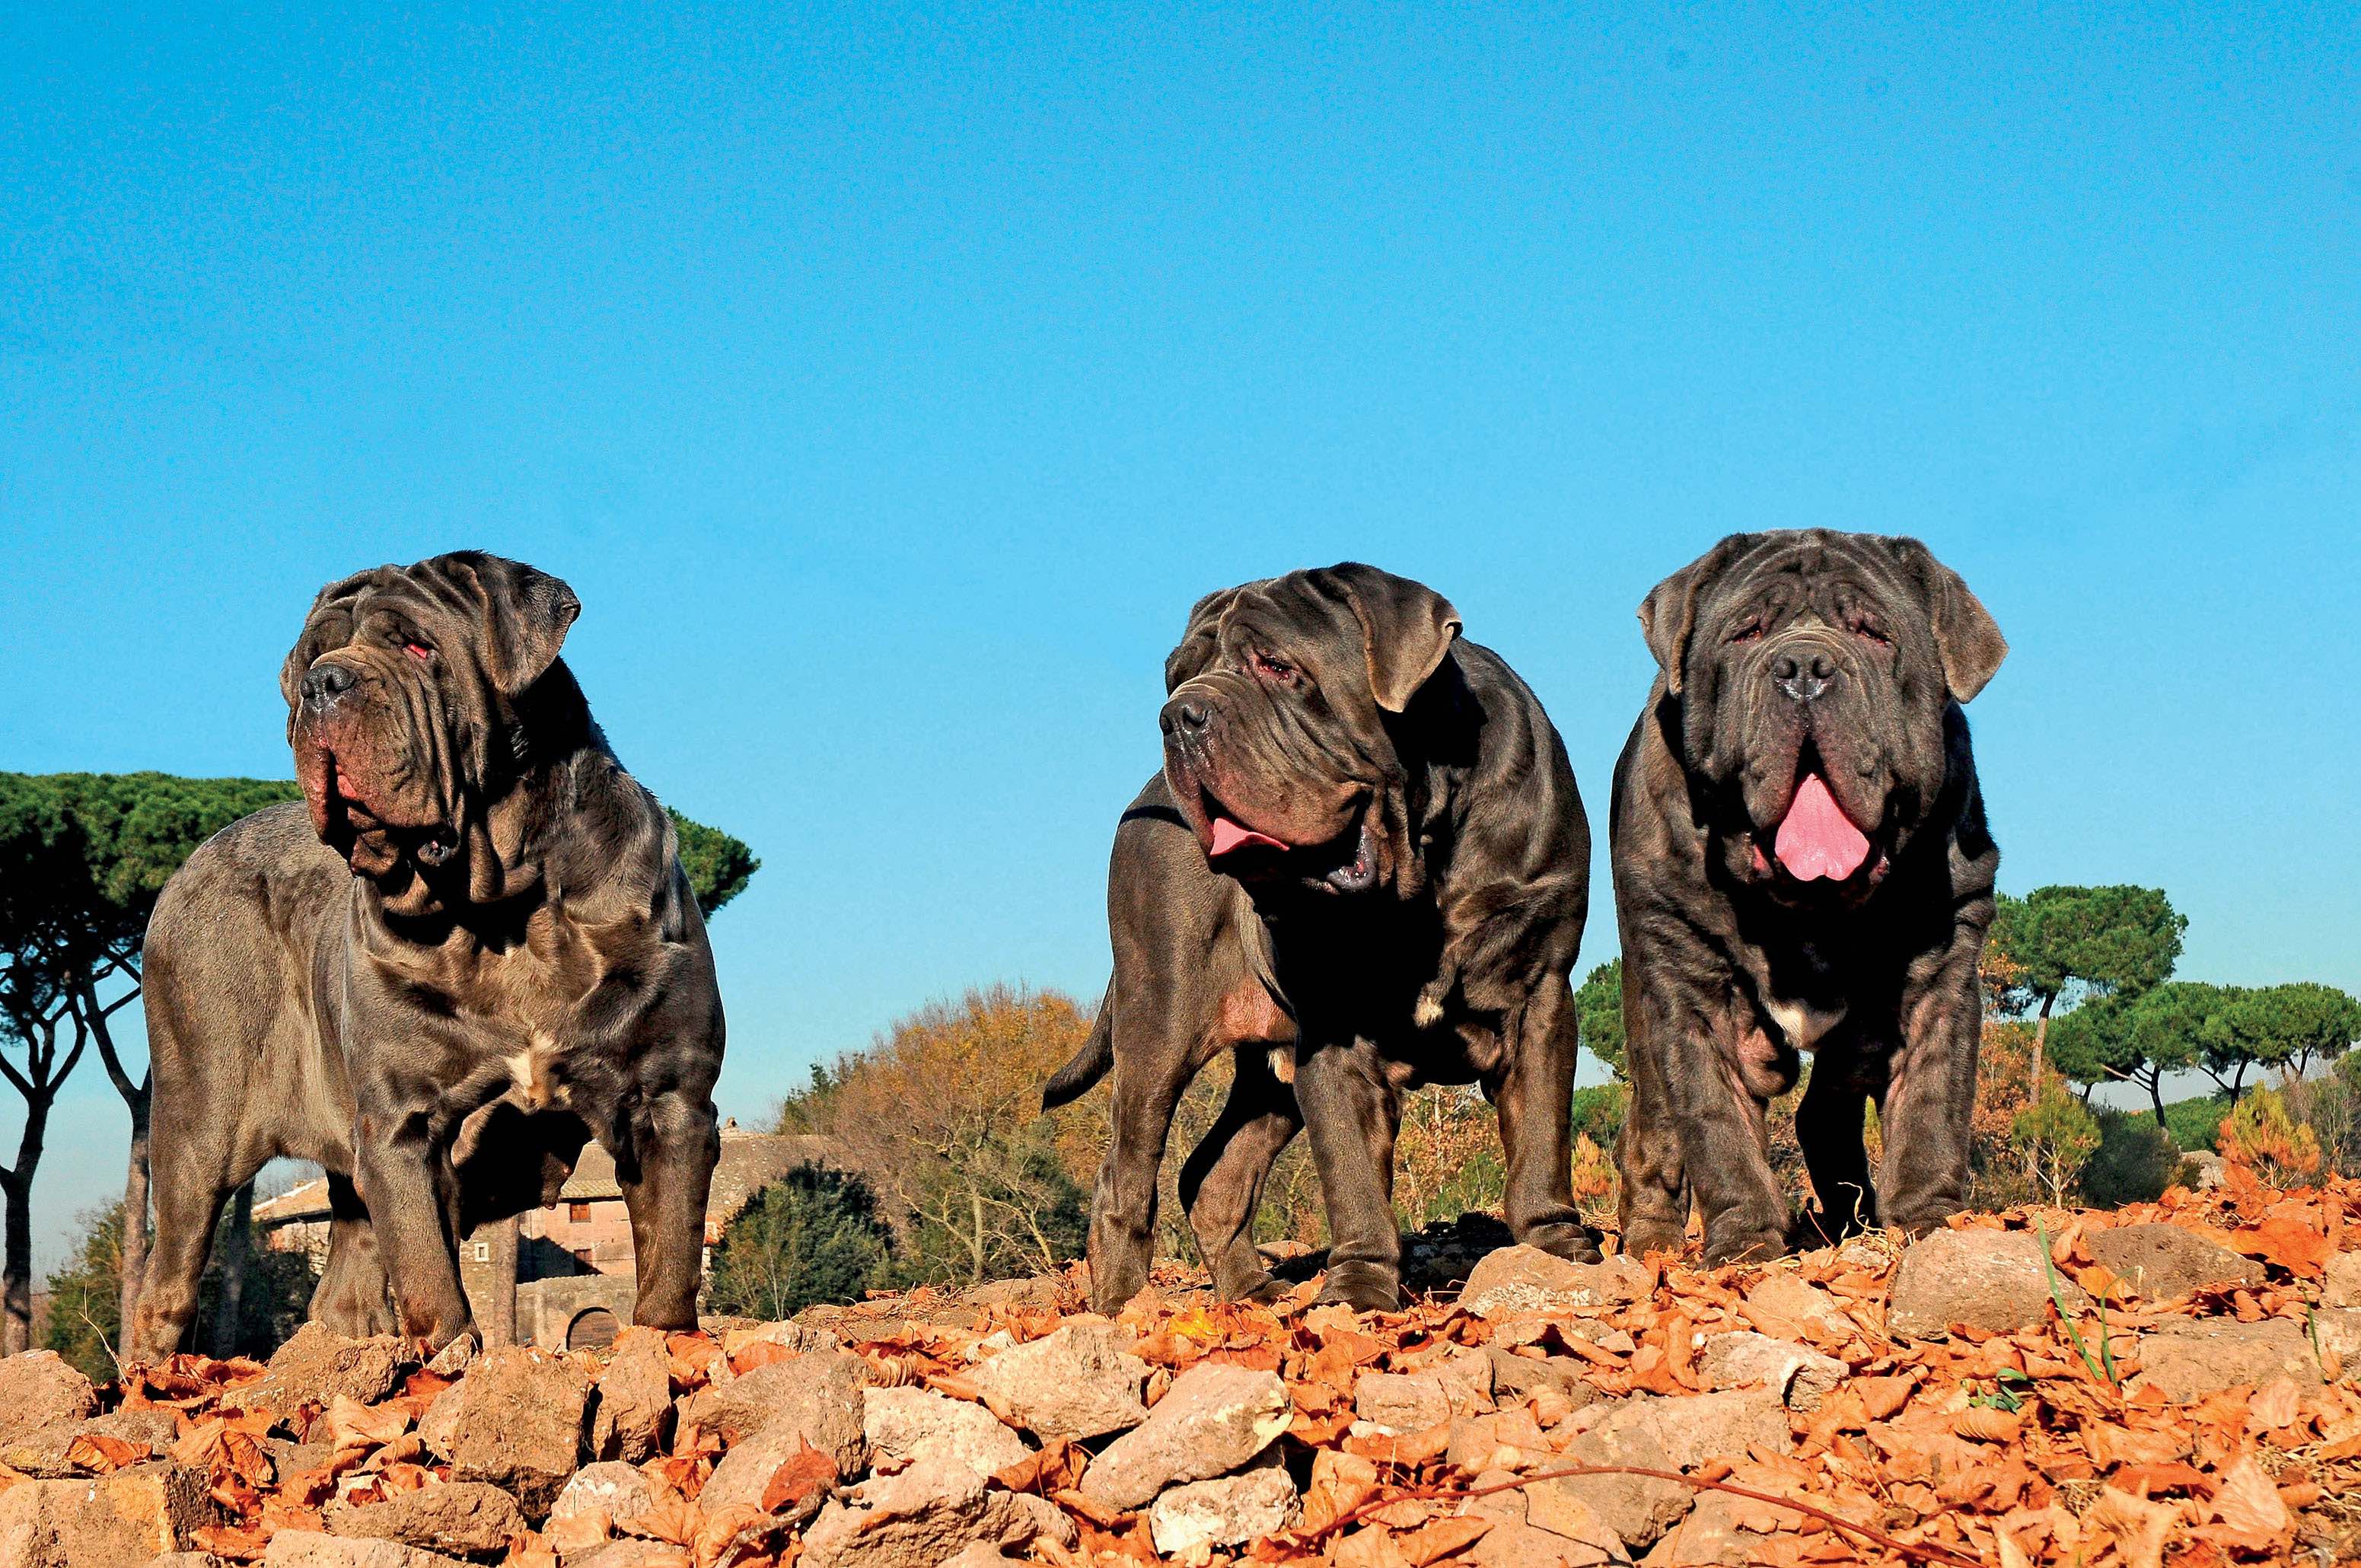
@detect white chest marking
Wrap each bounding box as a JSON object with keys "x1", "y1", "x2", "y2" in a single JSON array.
[
  {"x1": 1763, "y1": 996, "x2": 1845, "y2": 1051},
  {"x1": 505, "y1": 1034, "x2": 569, "y2": 1110}
]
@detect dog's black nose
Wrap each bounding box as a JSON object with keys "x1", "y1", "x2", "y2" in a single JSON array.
[
  {"x1": 1161, "y1": 696, "x2": 1212, "y2": 738},
  {"x1": 301, "y1": 663, "x2": 357, "y2": 706},
  {"x1": 1772, "y1": 651, "x2": 1835, "y2": 703}
]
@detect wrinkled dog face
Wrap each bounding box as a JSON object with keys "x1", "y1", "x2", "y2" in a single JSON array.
[
  {"x1": 1642, "y1": 531, "x2": 2004, "y2": 903},
  {"x1": 281, "y1": 552, "x2": 579, "y2": 880},
  {"x1": 1159, "y1": 564, "x2": 1461, "y2": 897}
]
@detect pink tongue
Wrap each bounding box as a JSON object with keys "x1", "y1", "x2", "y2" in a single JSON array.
[
  {"x1": 1774, "y1": 774, "x2": 1871, "y2": 881},
  {"x1": 1209, "y1": 817, "x2": 1289, "y2": 856}
]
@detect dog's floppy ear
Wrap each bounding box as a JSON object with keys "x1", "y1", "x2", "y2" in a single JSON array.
[
  {"x1": 1637, "y1": 534, "x2": 1757, "y2": 697},
  {"x1": 443, "y1": 553, "x2": 582, "y2": 697},
  {"x1": 278, "y1": 569, "x2": 383, "y2": 709},
  {"x1": 1314, "y1": 563, "x2": 1463, "y2": 712},
  {"x1": 1165, "y1": 585, "x2": 1249, "y2": 693},
  {"x1": 1884, "y1": 536, "x2": 2006, "y2": 702}
]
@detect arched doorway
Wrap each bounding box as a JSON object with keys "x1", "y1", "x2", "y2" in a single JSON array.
[{"x1": 566, "y1": 1306, "x2": 622, "y2": 1351}]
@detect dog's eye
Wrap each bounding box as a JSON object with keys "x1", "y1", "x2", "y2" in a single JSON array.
[
  {"x1": 1729, "y1": 625, "x2": 1764, "y2": 644},
  {"x1": 1852, "y1": 623, "x2": 1890, "y2": 647},
  {"x1": 403, "y1": 642, "x2": 434, "y2": 662},
  {"x1": 1252, "y1": 652, "x2": 1296, "y2": 683}
]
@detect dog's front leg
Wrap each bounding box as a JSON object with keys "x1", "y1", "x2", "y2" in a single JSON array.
[
  {"x1": 617, "y1": 1087, "x2": 720, "y2": 1331},
  {"x1": 1490, "y1": 974, "x2": 1601, "y2": 1265},
  {"x1": 1294, "y1": 1037, "x2": 1404, "y2": 1311},
  {"x1": 350, "y1": 1093, "x2": 473, "y2": 1350}
]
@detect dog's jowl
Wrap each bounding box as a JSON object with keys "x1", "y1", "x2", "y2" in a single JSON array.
[
  {"x1": 133, "y1": 553, "x2": 725, "y2": 1356},
  {"x1": 1611, "y1": 531, "x2": 2007, "y2": 1264},
  {"x1": 1045, "y1": 563, "x2": 1594, "y2": 1312}
]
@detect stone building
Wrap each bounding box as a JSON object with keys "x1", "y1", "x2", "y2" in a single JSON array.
[{"x1": 253, "y1": 1125, "x2": 834, "y2": 1349}]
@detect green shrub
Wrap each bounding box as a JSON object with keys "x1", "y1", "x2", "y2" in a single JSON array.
[
  {"x1": 2080, "y1": 1111, "x2": 2184, "y2": 1208},
  {"x1": 2160, "y1": 1094, "x2": 2232, "y2": 1155},
  {"x1": 1569, "y1": 1082, "x2": 1626, "y2": 1149},
  {"x1": 703, "y1": 1165, "x2": 894, "y2": 1320}
]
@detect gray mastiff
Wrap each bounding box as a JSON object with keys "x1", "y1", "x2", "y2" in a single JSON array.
[
  {"x1": 131, "y1": 552, "x2": 725, "y2": 1357},
  {"x1": 1611, "y1": 531, "x2": 2006, "y2": 1264},
  {"x1": 1044, "y1": 564, "x2": 1594, "y2": 1312}
]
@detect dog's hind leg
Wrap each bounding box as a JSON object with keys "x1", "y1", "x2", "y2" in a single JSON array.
[
  {"x1": 1179, "y1": 1047, "x2": 1302, "y2": 1304},
  {"x1": 310, "y1": 1175, "x2": 395, "y2": 1337},
  {"x1": 1085, "y1": 982, "x2": 1198, "y2": 1314}
]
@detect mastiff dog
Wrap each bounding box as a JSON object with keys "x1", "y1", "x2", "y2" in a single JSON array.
[
  {"x1": 131, "y1": 552, "x2": 725, "y2": 1358},
  {"x1": 1044, "y1": 563, "x2": 1594, "y2": 1312},
  {"x1": 1611, "y1": 531, "x2": 2006, "y2": 1263}
]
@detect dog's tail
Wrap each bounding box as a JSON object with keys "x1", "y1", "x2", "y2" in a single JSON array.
[{"x1": 1042, "y1": 984, "x2": 1115, "y2": 1111}]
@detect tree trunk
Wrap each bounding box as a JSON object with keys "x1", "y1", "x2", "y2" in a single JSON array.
[
  {"x1": 118, "y1": 1085, "x2": 151, "y2": 1340},
  {"x1": 2025, "y1": 993, "x2": 2056, "y2": 1178},
  {"x1": 2150, "y1": 1073, "x2": 2169, "y2": 1128},
  {"x1": 968, "y1": 1189, "x2": 987, "y2": 1287},
  {"x1": 212, "y1": 1183, "x2": 253, "y2": 1356},
  {"x1": 482, "y1": 1217, "x2": 520, "y2": 1347},
  {"x1": 3, "y1": 1098, "x2": 49, "y2": 1356}
]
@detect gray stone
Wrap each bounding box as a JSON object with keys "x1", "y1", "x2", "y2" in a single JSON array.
[
  {"x1": 2323, "y1": 1251, "x2": 2361, "y2": 1309},
  {"x1": 261, "y1": 1531, "x2": 471, "y2": 1566},
  {"x1": 231, "y1": 1324, "x2": 409, "y2": 1414},
  {"x1": 863, "y1": 1387, "x2": 1028, "y2": 1478},
  {"x1": 684, "y1": 1350, "x2": 869, "y2": 1475},
  {"x1": 0, "y1": 1461, "x2": 215, "y2": 1566},
  {"x1": 1886, "y1": 1229, "x2": 2089, "y2": 1339},
  {"x1": 1147, "y1": 1461, "x2": 1302, "y2": 1556},
  {"x1": 2085, "y1": 1224, "x2": 2262, "y2": 1301},
  {"x1": 1535, "y1": 1391, "x2": 1787, "y2": 1550},
  {"x1": 799, "y1": 1459, "x2": 1076, "y2": 1568},
  {"x1": 549, "y1": 1461, "x2": 661, "y2": 1528},
  {"x1": 0, "y1": 1353, "x2": 97, "y2": 1445},
  {"x1": 2132, "y1": 1317, "x2": 2322, "y2": 1403},
  {"x1": 1460, "y1": 1248, "x2": 1651, "y2": 1321},
  {"x1": 968, "y1": 1321, "x2": 1149, "y2": 1441},
  {"x1": 1079, "y1": 1362, "x2": 1292, "y2": 1512},
  {"x1": 323, "y1": 1481, "x2": 528, "y2": 1559},
  {"x1": 1354, "y1": 1362, "x2": 1490, "y2": 1433},
  {"x1": 1483, "y1": 1346, "x2": 1599, "y2": 1409},
  {"x1": 0, "y1": 1407, "x2": 177, "y2": 1478},
  {"x1": 590, "y1": 1331, "x2": 673, "y2": 1463},
  {"x1": 442, "y1": 1347, "x2": 595, "y2": 1517},
  {"x1": 1696, "y1": 1333, "x2": 1846, "y2": 1410}
]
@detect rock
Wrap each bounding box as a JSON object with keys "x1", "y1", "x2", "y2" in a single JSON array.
[
  {"x1": 1638, "y1": 1493, "x2": 1752, "y2": 1566},
  {"x1": 2324, "y1": 1251, "x2": 2361, "y2": 1309},
  {"x1": 1536, "y1": 1392, "x2": 1788, "y2": 1550},
  {"x1": 685, "y1": 1350, "x2": 869, "y2": 1477},
  {"x1": 260, "y1": 1530, "x2": 472, "y2": 1566},
  {"x1": 1696, "y1": 1334, "x2": 1846, "y2": 1410},
  {"x1": 2312, "y1": 1307, "x2": 2361, "y2": 1373},
  {"x1": 144, "y1": 1554, "x2": 231, "y2": 1568},
  {"x1": 1460, "y1": 1248, "x2": 1651, "y2": 1321},
  {"x1": 1886, "y1": 1229, "x2": 2089, "y2": 1338},
  {"x1": 963, "y1": 1276, "x2": 1063, "y2": 1310},
  {"x1": 560, "y1": 1544, "x2": 687, "y2": 1568},
  {"x1": 441, "y1": 1347, "x2": 595, "y2": 1517},
  {"x1": 231, "y1": 1324, "x2": 409, "y2": 1414},
  {"x1": 720, "y1": 1321, "x2": 843, "y2": 1359},
  {"x1": 1740, "y1": 1275, "x2": 1852, "y2": 1340},
  {"x1": 969, "y1": 1321, "x2": 1150, "y2": 1441},
  {"x1": 1148, "y1": 1461, "x2": 1302, "y2": 1556},
  {"x1": 416, "y1": 1387, "x2": 463, "y2": 1462},
  {"x1": 1444, "y1": 1409, "x2": 1550, "y2": 1474},
  {"x1": 1502, "y1": 1483, "x2": 1631, "y2": 1567},
  {"x1": 322, "y1": 1481, "x2": 528, "y2": 1559},
  {"x1": 1079, "y1": 1362, "x2": 1292, "y2": 1512},
  {"x1": 697, "y1": 1417, "x2": 840, "y2": 1523},
  {"x1": 0, "y1": 1407, "x2": 178, "y2": 1478},
  {"x1": 2086, "y1": 1224, "x2": 2262, "y2": 1301},
  {"x1": 938, "y1": 1547, "x2": 1019, "y2": 1568},
  {"x1": 0, "y1": 1353, "x2": 97, "y2": 1445},
  {"x1": 549, "y1": 1461, "x2": 661, "y2": 1529},
  {"x1": 0, "y1": 1460, "x2": 215, "y2": 1565},
  {"x1": 2182, "y1": 1151, "x2": 2228, "y2": 1190},
  {"x1": 799, "y1": 1458, "x2": 1076, "y2": 1568},
  {"x1": 862, "y1": 1387, "x2": 1029, "y2": 1477},
  {"x1": 1355, "y1": 1362, "x2": 1491, "y2": 1433},
  {"x1": 2133, "y1": 1318, "x2": 2322, "y2": 1402},
  {"x1": 591, "y1": 1331, "x2": 674, "y2": 1463},
  {"x1": 1483, "y1": 1347, "x2": 1599, "y2": 1409}
]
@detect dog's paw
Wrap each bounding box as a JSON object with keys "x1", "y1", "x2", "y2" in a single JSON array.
[
  {"x1": 1314, "y1": 1261, "x2": 1404, "y2": 1314},
  {"x1": 1701, "y1": 1224, "x2": 1788, "y2": 1268},
  {"x1": 1618, "y1": 1219, "x2": 1689, "y2": 1260},
  {"x1": 1518, "y1": 1220, "x2": 1605, "y2": 1267}
]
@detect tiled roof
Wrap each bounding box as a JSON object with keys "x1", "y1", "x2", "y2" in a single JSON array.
[{"x1": 250, "y1": 1132, "x2": 838, "y2": 1228}]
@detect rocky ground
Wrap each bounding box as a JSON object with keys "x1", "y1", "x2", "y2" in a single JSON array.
[{"x1": 7, "y1": 1171, "x2": 2361, "y2": 1568}]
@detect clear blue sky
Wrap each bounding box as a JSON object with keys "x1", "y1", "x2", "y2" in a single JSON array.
[{"x1": 5, "y1": 7, "x2": 2358, "y2": 1267}]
